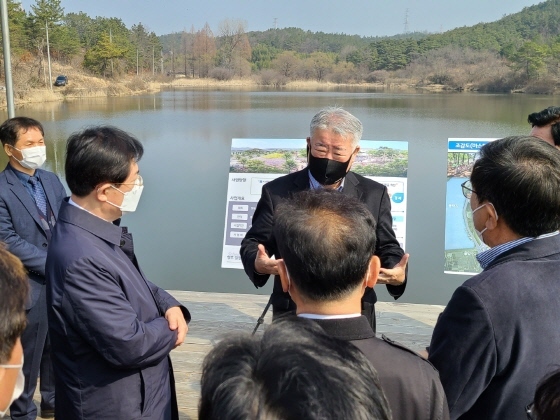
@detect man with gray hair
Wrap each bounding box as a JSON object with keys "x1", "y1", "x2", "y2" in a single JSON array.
[{"x1": 240, "y1": 107, "x2": 408, "y2": 330}]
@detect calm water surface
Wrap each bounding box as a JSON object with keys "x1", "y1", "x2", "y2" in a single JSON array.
[{"x1": 0, "y1": 89, "x2": 555, "y2": 304}]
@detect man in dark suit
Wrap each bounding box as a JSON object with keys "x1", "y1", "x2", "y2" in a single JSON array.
[
  {"x1": 45, "y1": 126, "x2": 190, "y2": 419},
  {"x1": 240, "y1": 107, "x2": 408, "y2": 330},
  {"x1": 0, "y1": 117, "x2": 66, "y2": 420},
  {"x1": 272, "y1": 189, "x2": 448, "y2": 420},
  {"x1": 428, "y1": 137, "x2": 560, "y2": 420}
]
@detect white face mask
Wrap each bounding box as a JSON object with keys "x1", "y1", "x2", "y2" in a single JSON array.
[
  {"x1": 0, "y1": 357, "x2": 25, "y2": 416},
  {"x1": 106, "y1": 181, "x2": 144, "y2": 215},
  {"x1": 472, "y1": 202, "x2": 498, "y2": 253},
  {"x1": 9, "y1": 145, "x2": 47, "y2": 170}
]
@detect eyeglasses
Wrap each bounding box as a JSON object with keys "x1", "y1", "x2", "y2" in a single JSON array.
[
  {"x1": 526, "y1": 402, "x2": 535, "y2": 420},
  {"x1": 461, "y1": 180, "x2": 475, "y2": 199},
  {"x1": 117, "y1": 175, "x2": 143, "y2": 187}
]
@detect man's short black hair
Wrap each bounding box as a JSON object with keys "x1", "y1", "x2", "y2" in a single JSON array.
[
  {"x1": 199, "y1": 317, "x2": 390, "y2": 420},
  {"x1": 533, "y1": 368, "x2": 560, "y2": 420},
  {"x1": 273, "y1": 190, "x2": 376, "y2": 302},
  {"x1": 471, "y1": 136, "x2": 560, "y2": 237},
  {"x1": 528, "y1": 106, "x2": 560, "y2": 146},
  {"x1": 528, "y1": 106, "x2": 560, "y2": 127},
  {"x1": 0, "y1": 245, "x2": 28, "y2": 364},
  {"x1": 65, "y1": 126, "x2": 144, "y2": 197},
  {"x1": 0, "y1": 117, "x2": 44, "y2": 147}
]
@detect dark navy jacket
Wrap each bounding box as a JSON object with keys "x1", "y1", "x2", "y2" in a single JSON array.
[
  {"x1": 429, "y1": 234, "x2": 560, "y2": 420},
  {"x1": 46, "y1": 200, "x2": 191, "y2": 420}
]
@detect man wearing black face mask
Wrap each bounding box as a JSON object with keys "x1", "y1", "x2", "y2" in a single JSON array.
[{"x1": 240, "y1": 107, "x2": 409, "y2": 331}]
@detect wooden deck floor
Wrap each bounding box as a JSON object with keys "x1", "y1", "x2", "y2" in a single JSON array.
[{"x1": 33, "y1": 291, "x2": 444, "y2": 419}]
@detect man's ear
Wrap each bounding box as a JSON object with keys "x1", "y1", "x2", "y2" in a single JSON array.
[
  {"x1": 485, "y1": 203, "x2": 499, "y2": 231},
  {"x1": 95, "y1": 183, "x2": 112, "y2": 202},
  {"x1": 365, "y1": 255, "x2": 381, "y2": 289},
  {"x1": 277, "y1": 260, "x2": 290, "y2": 293}
]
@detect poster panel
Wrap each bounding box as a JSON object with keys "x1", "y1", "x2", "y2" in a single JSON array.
[
  {"x1": 222, "y1": 139, "x2": 409, "y2": 269},
  {"x1": 444, "y1": 138, "x2": 497, "y2": 275}
]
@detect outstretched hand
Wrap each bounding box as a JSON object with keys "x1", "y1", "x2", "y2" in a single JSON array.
[
  {"x1": 377, "y1": 253, "x2": 409, "y2": 286},
  {"x1": 254, "y1": 244, "x2": 279, "y2": 275}
]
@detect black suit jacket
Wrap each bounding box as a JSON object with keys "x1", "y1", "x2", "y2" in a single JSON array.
[
  {"x1": 313, "y1": 316, "x2": 449, "y2": 420},
  {"x1": 429, "y1": 234, "x2": 560, "y2": 420},
  {"x1": 240, "y1": 169, "x2": 406, "y2": 309}
]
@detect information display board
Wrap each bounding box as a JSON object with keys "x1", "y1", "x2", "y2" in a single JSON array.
[
  {"x1": 222, "y1": 139, "x2": 409, "y2": 269},
  {"x1": 444, "y1": 138, "x2": 497, "y2": 275}
]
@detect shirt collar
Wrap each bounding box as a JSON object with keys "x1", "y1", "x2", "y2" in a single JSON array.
[
  {"x1": 68, "y1": 197, "x2": 113, "y2": 223},
  {"x1": 60, "y1": 199, "x2": 123, "y2": 247},
  {"x1": 308, "y1": 169, "x2": 345, "y2": 192},
  {"x1": 8, "y1": 163, "x2": 36, "y2": 183},
  {"x1": 298, "y1": 313, "x2": 361, "y2": 320},
  {"x1": 476, "y1": 231, "x2": 559, "y2": 269}
]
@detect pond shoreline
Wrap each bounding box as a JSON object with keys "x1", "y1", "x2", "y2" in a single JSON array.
[{"x1": 0, "y1": 76, "x2": 552, "y2": 111}]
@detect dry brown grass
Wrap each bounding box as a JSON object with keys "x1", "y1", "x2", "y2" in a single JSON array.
[
  {"x1": 169, "y1": 77, "x2": 258, "y2": 88},
  {"x1": 0, "y1": 59, "x2": 168, "y2": 108}
]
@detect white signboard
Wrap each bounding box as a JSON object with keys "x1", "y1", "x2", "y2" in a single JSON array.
[{"x1": 222, "y1": 139, "x2": 409, "y2": 269}]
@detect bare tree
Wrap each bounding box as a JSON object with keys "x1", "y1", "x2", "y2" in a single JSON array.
[
  {"x1": 217, "y1": 19, "x2": 251, "y2": 74},
  {"x1": 193, "y1": 23, "x2": 217, "y2": 77}
]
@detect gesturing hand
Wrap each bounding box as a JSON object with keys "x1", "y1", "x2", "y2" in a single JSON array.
[
  {"x1": 377, "y1": 254, "x2": 409, "y2": 286},
  {"x1": 254, "y1": 244, "x2": 279, "y2": 275}
]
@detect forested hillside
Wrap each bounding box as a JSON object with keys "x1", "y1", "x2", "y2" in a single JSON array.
[
  {"x1": 2, "y1": 0, "x2": 560, "y2": 94},
  {"x1": 160, "y1": 0, "x2": 560, "y2": 92}
]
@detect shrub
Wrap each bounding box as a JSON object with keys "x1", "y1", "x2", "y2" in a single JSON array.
[
  {"x1": 126, "y1": 77, "x2": 148, "y2": 91},
  {"x1": 365, "y1": 70, "x2": 390, "y2": 83},
  {"x1": 258, "y1": 70, "x2": 287, "y2": 87},
  {"x1": 210, "y1": 67, "x2": 234, "y2": 81}
]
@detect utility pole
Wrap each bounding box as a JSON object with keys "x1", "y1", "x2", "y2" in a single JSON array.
[
  {"x1": 152, "y1": 45, "x2": 155, "y2": 75},
  {"x1": 160, "y1": 50, "x2": 163, "y2": 75},
  {"x1": 0, "y1": 0, "x2": 15, "y2": 117},
  {"x1": 136, "y1": 48, "x2": 139, "y2": 75},
  {"x1": 45, "y1": 21, "x2": 52, "y2": 91}
]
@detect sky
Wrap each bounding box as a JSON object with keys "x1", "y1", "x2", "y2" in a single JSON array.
[{"x1": 19, "y1": 0, "x2": 544, "y2": 37}]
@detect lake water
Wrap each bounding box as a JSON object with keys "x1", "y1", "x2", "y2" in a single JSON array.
[{"x1": 0, "y1": 89, "x2": 555, "y2": 304}]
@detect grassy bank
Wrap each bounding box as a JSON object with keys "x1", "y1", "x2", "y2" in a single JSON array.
[
  {"x1": 0, "y1": 64, "x2": 546, "y2": 110},
  {"x1": 0, "y1": 61, "x2": 164, "y2": 109}
]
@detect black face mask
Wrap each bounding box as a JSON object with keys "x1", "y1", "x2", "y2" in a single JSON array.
[{"x1": 307, "y1": 146, "x2": 353, "y2": 185}]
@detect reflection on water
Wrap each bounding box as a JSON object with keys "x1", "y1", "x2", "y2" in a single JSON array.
[{"x1": 0, "y1": 90, "x2": 555, "y2": 304}]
